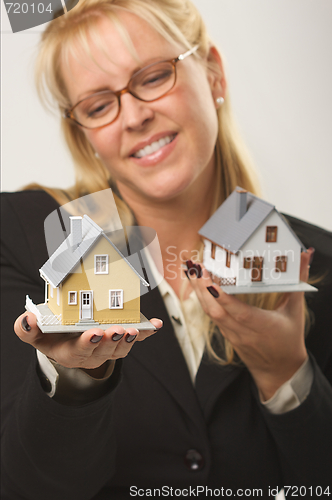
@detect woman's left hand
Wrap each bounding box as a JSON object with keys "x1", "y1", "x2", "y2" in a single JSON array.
[{"x1": 186, "y1": 250, "x2": 314, "y2": 400}]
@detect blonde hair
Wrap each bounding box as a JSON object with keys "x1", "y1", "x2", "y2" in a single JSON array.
[{"x1": 30, "y1": 0, "x2": 307, "y2": 364}]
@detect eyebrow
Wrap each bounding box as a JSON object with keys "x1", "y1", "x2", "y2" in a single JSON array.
[{"x1": 76, "y1": 86, "x2": 116, "y2": 102}]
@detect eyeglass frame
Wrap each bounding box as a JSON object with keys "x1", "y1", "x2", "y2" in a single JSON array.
[{"x1": 64, "y1": 44, "x2": 199, "y2": 129}]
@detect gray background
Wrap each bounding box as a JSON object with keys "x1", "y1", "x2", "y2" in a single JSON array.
[{"x1": 2, "y1": 0, "x2": 332, "y2": 230}]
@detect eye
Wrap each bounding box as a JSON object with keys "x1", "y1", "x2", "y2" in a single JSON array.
[
  {"x1": 78, "y1": 93, "x2": 117, "y2": 120},
  {"x1": 133, "y1": 62, "x2": 174, "y2": 91},
  {"x1": 141, "y1": 68, "x2": 173, "y2": 87}
]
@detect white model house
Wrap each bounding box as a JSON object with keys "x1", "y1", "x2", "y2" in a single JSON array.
[{"x1": 198, "y1": 188, "x2": 316, "y2": 293}]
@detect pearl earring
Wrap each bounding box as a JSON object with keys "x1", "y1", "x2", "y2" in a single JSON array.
[{"x1": 216, "y1": 97, "x2": 224, "y2": 107}]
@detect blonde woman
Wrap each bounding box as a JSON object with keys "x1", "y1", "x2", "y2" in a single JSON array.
[{"x1": 1, "y1": 1, "x2": 331, "y2": 498}]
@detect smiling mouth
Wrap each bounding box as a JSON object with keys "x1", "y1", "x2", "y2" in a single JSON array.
[{"x1": 132, "y1": 134, "x2": 177, "y2": 159}]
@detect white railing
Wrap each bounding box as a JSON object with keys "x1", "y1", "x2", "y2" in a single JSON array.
[
  {"x1": 40, "y1": 314, "x2": 62, "y2": 326},
  {"x1": 25, "y1": 295, "x2": 42, "y2": 322},
  {"x1": 25, "y1": 295, "x2": 62, "y2": 325},
  {"x1": 208, "y1": 273, "x2": 236, "y2": 286}
]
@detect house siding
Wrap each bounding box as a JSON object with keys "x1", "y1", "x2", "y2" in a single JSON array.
[
  {"x1": 60, "y1": 236, "x2": 140, "y2": 325},
  {"x1": 203, "y1": 211, "x2": 301, "y2": 288},
  {"x1": 61, "y1": 260, "x2": 89, "y2": 324},
  {"x1": 47, "y1": 284, "x2": 62, "y2": 316},
  {"x1": 237, "y1": 211, "x2": 301, "y2": 286},
  {"x1": 203, "y1": 240, "x2": 239, "y2": 282}
]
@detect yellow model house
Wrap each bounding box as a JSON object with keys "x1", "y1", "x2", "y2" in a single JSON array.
[{"x1": 34, "y1": 215, "x2": 149, "y2": 329}]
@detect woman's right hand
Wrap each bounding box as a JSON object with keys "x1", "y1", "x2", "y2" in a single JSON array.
[{"x1": 14, "y1": 312, "x2": 162, "y2": 371}]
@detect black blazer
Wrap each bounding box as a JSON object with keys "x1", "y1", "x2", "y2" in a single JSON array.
[{"x1": 1, "y1": 191, "x2": 332, "y2": 500}]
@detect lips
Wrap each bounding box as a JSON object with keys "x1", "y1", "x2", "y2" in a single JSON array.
[
  {"x1": 133, "y1": 134, "x2": 176, "y2": 158},
  {"x1": 129, "y1": 132, "x2": 177, "y2": 159}
]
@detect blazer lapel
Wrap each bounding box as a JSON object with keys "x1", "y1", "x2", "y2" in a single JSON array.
[
  {"x1": 131, "y1": 287, "x2": 206, "y2": 429},
  {"x1": 195, "y1": 350, "x2": 245, "y2": 421}
]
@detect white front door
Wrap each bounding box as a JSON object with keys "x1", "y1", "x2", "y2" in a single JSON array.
[{"x1": 80, "y1": 291, "x2": 93, "y2": 320}]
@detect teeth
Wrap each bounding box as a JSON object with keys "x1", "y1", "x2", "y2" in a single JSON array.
[{"x1": 133, "y1": 135, "x2": 175, "y2": 158}]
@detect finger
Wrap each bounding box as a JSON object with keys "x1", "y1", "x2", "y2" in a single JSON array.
[
  {"x1": 189, "y1": 266, "x2": 278, "y2": 334},
  {"x1": 300, "y1": 248, "x2": 314, "y2": 282},
  {"x1": 108, "y1": 328, "x2": 140, "y2": 359},
  {"x1": 14, "y1": 312, "x2": 43, "y2": 345},
  {"x1": 136, "y1": 318, "x2": 163, "y2": 342},
  {"x1": 187, "y1": 266, "x2": 247, "y2": 320},
  {"x1": 185, "y1": 265, "x2": 218, "y2": 311},
  {"x1": 48, "y1": 327, "x2": 107, "y2": 368},
  {"x1": 278, "y1": 249, "x2": 314, "y2": 319}
]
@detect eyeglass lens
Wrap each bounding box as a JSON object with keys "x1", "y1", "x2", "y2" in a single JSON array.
[{"x1": 72, "y1": 61, "x2": 176, "y2": 128}]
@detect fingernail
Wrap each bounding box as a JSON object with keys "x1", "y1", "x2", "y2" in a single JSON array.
[
  {"x1": 90, "y1": 334, "x2": 103, "y2": 343},
  {"x1": 189, "y1": 267, "x2": 198, "y2": 277},
  {"x1": 112, "y1": 332, "x2": 125, "y2": 341},
  {"x1": 125, "y1": 333, "x2": 137, "y2": 343},
  {"x1": 308, "y1": 247, "x2": 315, "y2": 265},
  {"x1": 194, "y1": 263, "x2": 202, "y2": 278},
  {"x1": 186, "y1": 259, "x2": 194, "y2": 269},
  {"x1": 207, "y1": 286, "x2": 219, "y2": 298},
  {"x1": 184, "y1": 269, "x2": 190, "y2": 280},
  {"x1": 21, "y1": 316, "x2": 31, "y2": 332}
]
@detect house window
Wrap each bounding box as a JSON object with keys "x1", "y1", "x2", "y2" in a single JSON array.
[
  {"x1": 225, "y1": 251, "x2": 231, "y2": 268},
  {"x1": 243, "y1": 257, "x2": 252, "y2": 269},
  {"x1": 109, "y1": 290, "x2": 123, "y2": 309},
  {"x1": 50, "y1": 285, "x2": 53, "y2": 298},
  {"x1": 95, "y1": 255, "x2": 108, "y2": 274},
  {"x1": 275, "y1": 256, "x2": 287, "y2": 272},
  {"x1": 266, "y1": 226, "x2": 278, "y2": 242},
  {"x1": 68, "y1": 291, "x2": 77, "y2": 305},
  {"x1": 211, "y1": 243, "x2": 216, "y2": 259}
]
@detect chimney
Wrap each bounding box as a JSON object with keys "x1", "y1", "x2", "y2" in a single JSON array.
[
  {"x1": 69, "y1": 216, "x2": 82, "y2": 250},
  {"x1": 235, "y1": 189, "x2": 248, "y2": 221}
]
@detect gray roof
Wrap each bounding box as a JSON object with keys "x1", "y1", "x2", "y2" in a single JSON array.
[
  {"x1": 198, "y1": 187, "x2": 305, "y2": 253},
  {"x1": 39, "y1": 215, "x2": 149, "y2": 288}
]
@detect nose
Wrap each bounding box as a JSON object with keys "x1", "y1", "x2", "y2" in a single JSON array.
[{"x1": 120, "y1": 92, "x2": 154, "y2": 131}]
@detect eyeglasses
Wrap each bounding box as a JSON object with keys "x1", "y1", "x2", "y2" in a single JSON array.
[{"x1": 64, "y1": 45, "x2": 199, "y2": 129}]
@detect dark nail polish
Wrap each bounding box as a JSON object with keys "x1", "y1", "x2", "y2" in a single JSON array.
[
  {"x1": 189, "y1": 267, "x2": 198, "y2": 277},
  {"x1": 186, "y1": 259, "x2": 194, "y2": 269},
  {"x1": 112, "y1": 332, "x2": 124, "y2": 341},
  {"x1": 194, "y1": 263, "x2": 202, "y2": 278},
  {"x1": 308, "y1": 247, "x2": 315, "y2": 265},
  {"x1": 21, "y1": 316, "x2": 31, "y2": 332},
  {"x1": 184, "y1": 269, "x2": 190, "y2": 280},
  {"x1": 90, "y1": 334, "x2": 103, "y2": 343},
  {"x1": 125, "y1": 333, "x2": 137, "y2": 343},
  {"x1": 207, "y1": 286, "x2": 220, "y2": 298}
]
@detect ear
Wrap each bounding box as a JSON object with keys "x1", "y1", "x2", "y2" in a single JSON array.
[{"x1": 206, "y1": 46, "x2": 227, "y2": 105}]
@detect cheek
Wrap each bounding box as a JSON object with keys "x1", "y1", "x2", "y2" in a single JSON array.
[
  {"x1": 85, "y1": 128, "x2": 121, "y2": 166},
  {"x1": 176, "y1": 73, "x2": 218, "y2": 141}
]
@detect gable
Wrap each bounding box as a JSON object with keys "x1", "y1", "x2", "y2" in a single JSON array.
[
  {"x1": 40, "y1": 215, "x2": 148, "y2": 288},
  {"x1": 83, "y1": 235, "x2": 141, "y2": 281},
  {"x1": 199, "y1": 188, "x2": 274, "y2": 253},
  {"x1": 240, "y1": 210, "x2": 303, "y2": 254},
  {"x1": 199, "y1": 188, "x2": 305, "y2": 253}
]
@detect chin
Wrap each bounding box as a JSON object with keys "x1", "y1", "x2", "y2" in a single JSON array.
[{"x1": 145, "y1": 175, "x2": 193, "y2": 202}]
